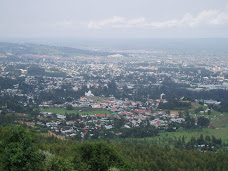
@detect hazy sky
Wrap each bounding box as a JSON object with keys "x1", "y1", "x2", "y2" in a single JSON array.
[{"x1": 1, "y1": 0, "x2": 228, "y2": 39}]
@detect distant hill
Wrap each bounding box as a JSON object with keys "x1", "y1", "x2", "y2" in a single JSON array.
[{"x1": 0, "y1": 42, "x2": 111, "y2": 58}]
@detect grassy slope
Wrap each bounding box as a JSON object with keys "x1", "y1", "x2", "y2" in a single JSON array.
[
  {"x1": 129, "y1": 128, "x2": 228, "y2": 148},
  {"x1": 156, "y1": 128, "x2": 227, "y2": 144}
]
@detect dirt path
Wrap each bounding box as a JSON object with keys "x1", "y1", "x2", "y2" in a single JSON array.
[
  {"x1": 191, "y1": 102, "x2": 199, "y2": 109},
  {"x1": 18, "y1": 121, "x2": 35, "y2": 128},
  {"x1": 48, "y1": 131, "x2": 65, "y2": 140}
]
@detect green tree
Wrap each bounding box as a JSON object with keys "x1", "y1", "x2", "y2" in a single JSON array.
[
  {"x1": 197, "y1": 116, "x2": 210, "y2": 127},
  {"x1": 66, "y1": 104, "x2": 73, "y2": 110},
  {"x1": 0, "y1": 125, "x2": 41, "y2": 171},
  {"x1": 73, "y1": 142, "x2": 133, "y2": 171}
]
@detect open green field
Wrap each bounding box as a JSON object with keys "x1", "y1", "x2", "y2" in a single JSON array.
[
  {"x1": 159, "y1": 128, "x2": 228, "y2": 143},
  {"x1": 41, "y1": 107, "x2": 112, "y2": 115},
  {"x1": 128, "y1": 128, "x2": 228, "y2": 147}
]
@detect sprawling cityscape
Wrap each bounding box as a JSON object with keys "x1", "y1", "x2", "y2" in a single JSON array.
[
  {"x1": 1, "y1": 0, "x2": 228, "y2": 170},
  {"x1": 0, "y1": 42, "x2": 227, "y2": 142}
]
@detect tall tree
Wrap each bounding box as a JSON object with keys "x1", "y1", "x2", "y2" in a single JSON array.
[{"x1": 0, "y1": 125, "x2": 41, "y2": 171}]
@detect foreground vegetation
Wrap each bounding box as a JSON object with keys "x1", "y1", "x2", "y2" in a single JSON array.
[{"x1": 0, "y1": 125, "x2": 228, "y2": 171}]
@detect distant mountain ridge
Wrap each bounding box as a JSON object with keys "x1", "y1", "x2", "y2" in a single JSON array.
[{"x1": 0, "y1": 42, "x2": 111, "y2": 58}]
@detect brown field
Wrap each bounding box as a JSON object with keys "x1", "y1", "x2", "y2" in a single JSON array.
[{"x1": 211, "y1": 118, "x2": 228, "y2": 129}]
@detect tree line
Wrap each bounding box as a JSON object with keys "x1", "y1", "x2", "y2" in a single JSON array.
[{"x1": 1, "y1": 125, "x2": 228, "y2": 170}]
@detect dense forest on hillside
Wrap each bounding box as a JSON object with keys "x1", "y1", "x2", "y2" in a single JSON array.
[{"x1": 0, "y1": 125, "x2": 228, "y2": 171}]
